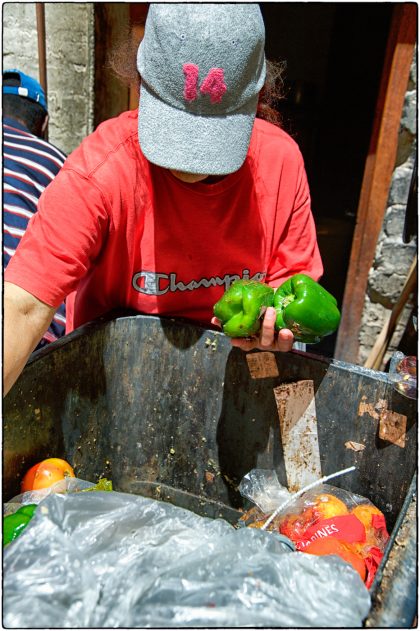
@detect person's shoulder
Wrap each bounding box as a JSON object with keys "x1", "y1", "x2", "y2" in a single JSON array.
[
  {"x1": 92, "y1": 108, "x2": 138, "y2": 143},
  {"x1": 63, "y1": 109, "x2": 140, "y2": 178},
  {"x1": 251, "y1": 117, "x2": 303, "y2": 159},
  {"x1": 3, "y1": 118, "x2": 66, "y2": 168},
  {"x1": 3, "y1": 118, "x2": 31, "y2": 136},
  {"x1": 37, "y1": 137, "x2": 67, "y2": 164}
]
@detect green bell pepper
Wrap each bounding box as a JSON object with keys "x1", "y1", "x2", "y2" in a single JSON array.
[
  {"x1": 3, "y1": 504, "x2": 37, "y2": 546},
  {"x1": 274, "y1": 274, "x2": 341, "y2": 344},
  {"x1": 213, "y1": 280, "x2": 274, "y2": 337}
]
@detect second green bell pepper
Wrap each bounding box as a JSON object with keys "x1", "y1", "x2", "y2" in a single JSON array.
[
  {"x1": 213, "y1": 280, "x2": 274, "y2": 337},
  {"x1": 3, "y1": 504, "x2": 37, "y2": 546},
  {"x1": 274, "y1": 274, "x2": 341, "y2": 344}
]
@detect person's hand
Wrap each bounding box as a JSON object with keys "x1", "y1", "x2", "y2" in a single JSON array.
[{"x1": 211, "y1": 307, "x2": 294, "y2": 352}]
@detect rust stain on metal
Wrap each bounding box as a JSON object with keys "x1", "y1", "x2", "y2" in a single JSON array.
[
  {"x1": 379, "y1": 410, "x2": 407, "y2": 448},
  {"x1": 358, "y1": 396, "x2": 388, "y2": 420},
  {"x1": 204, "y1": 471, "x2": 215, "y2": 483},
  {"x1": 345, "y1": 441, "x2": 366, "y2": 452},
  {"x1": 246, "y1": 352, "x2": 279, "y2": 379},
  {"x1": 357, "y1": 396, "x2": 406, "y2": 447}
]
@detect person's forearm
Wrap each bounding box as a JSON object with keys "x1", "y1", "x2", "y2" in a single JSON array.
[{"x1": 3, "y1": 282, "x2": 56, "y2": 396}]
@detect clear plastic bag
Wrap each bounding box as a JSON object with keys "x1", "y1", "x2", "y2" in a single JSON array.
[
  {"x1": 238, "y1": 468, "x2": 291, "y2": 512},
  {"x1": 3, "y1": 489, "x2": 371, "y2": 628},
  {"x1": 3, "y1": 477, "x2": 97, "y2": 516},
  {"x1": 237, "y1": 468, "x2": 293, "y2": 530},
  {"x1": 388, "y1": 352, "x2": 417, "y2": 399},
  {"x1": 238, "y1": 472, "x2": 390, "y2": 589}
]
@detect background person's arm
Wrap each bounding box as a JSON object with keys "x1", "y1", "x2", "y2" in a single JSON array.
[{"x1": 3, "y1": 282, "x2": 56, "y2": 396}]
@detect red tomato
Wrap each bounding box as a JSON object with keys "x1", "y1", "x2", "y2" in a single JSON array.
[
  {"x1": 305, "y1": 537, "x2": 367, "y2": 582},
  {"x1": 21, "y1": 458, "x2": 75, "y2": 492}
]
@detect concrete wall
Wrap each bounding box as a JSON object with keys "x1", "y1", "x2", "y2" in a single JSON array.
[
  {"x1": 3, "y1": 2, "x2": 94, "y2": 155},
  {"x1": 358, "y1": 50, "x2": 417, "y2": 366}
]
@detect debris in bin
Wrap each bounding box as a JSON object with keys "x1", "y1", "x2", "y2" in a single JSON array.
[
  {"x1": 345, "y1": 441, "x2": 366, "y2": 452},
  {"x1": 5, "y1": 476, "x2": 114, "y2": 516},
  {"x1": 237, "y1": 467, "x2": 389, "y2": 589},
  {"x1": 261, "y1": 465, "x2": 356, "y2": 530},
  {"x1": 388, "y1": 353, "x2": 417, "y2": 399},
  {"x1": 3, "y1": 504, "x2": 38, "y2": 546},
  {"x1": 80, "y1": 478, "x2": 113, "y2": 492},
  {"x1": 3, "y1": 473, "x2": 113, "y2": 545},
  {"x1": 205, "y1": 471, "x2": 215, "y2": 483},
  {"x1": 204, "y1": 337, "x2": 218, "y2": 351},
  {"x1": 238, "y1": 468, "x2": 291, "y2": 514},
  {"x1": 3, "y1": 489, "x2": 371, "y2": 628},
  {"x1": 379, "y1": 409, "x2": 407, "y2": 448}
]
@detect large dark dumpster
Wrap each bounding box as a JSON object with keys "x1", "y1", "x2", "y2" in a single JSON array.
[{"x1": 3, "y1": 314, "x2": 417, "y2": 627}]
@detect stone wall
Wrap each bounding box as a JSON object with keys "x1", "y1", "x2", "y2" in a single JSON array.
[
  {"x1": 358, "y1": 51, "x2": 417, "y2": 366},
  {"x1": 3, "y1": 3, "x2": 94, "y2": 155}
]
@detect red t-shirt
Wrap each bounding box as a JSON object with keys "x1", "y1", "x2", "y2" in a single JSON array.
[{"x1": 5, "y1": 109, "x2": 323, "y2": 333}]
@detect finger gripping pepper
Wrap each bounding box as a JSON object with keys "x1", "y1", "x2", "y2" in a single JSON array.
[
  {"x1": 274, "y1": 274, "x2": 341, "y2": 344},
  {"x1": 213, "y1": 280, "x2": 274, "y2": 337},
  {"x1": 3, "y1": 504, "x2": 37, "y2": 546}
]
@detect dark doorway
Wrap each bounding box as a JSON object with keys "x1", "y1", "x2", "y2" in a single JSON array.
[{"x1": 260, "y1": 3, "x2": 393, "y2": 356}]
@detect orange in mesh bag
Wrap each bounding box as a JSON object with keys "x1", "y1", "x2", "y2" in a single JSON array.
[
  {"x1": 304, "y1": 538, "x2": 367, "y2": 583},
  {"x1": 240, "y1": 484, "x2": 389, "y2": 589},
  {"x1": 278, "y1": 486, "x2": 389, "y2": 588}
]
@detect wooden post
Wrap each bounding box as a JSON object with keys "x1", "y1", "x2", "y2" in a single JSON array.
[
  {"x1": 36, "y1": 2, "x2": 48, "y2": 140},
  {"x1": 36, "y1": 3, "x2": 47, "y2": 96},
  {"x1": 93, "y1": 3, "x2": 131, "y2": 128},
  {"x1": 128, "y1": 3, "x2": 148, "y2": 110},
  {"x1": 334, "y1": 4, "x2": 416, "y2": 363}
]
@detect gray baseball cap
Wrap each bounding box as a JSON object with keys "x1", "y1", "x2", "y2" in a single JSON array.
[{"x1": 137, "y1": 3, "x2": 266, "y2": 175}]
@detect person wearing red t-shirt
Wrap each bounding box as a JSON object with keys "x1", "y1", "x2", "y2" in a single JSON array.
[{"x1": 4, "y1": 4, "x2": 323, "y2": 396}]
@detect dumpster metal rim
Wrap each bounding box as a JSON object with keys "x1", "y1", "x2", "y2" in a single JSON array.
[{"x1": 28, "y1": 311, "x2": 393, "y2": 388}]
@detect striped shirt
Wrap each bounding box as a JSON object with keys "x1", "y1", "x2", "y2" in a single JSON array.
[{"x1": 3, "y1": 117, "x2": 67, "y2": 347}]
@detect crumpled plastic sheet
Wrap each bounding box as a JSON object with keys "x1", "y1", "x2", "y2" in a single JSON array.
[
  {"x1": 4, "y1": 477, "x2": 97, "y2": 515},
  {"x1": 3, "y1": 490, "x2": 371, "y2": 628}
]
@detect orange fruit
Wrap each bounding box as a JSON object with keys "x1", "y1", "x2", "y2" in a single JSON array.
[
  {"x1": 305, "y1": 537, "x2": 367, "y2": 582},
  {"x1": 351, "y1": 504, "x2": 384, "y2": 531},
  {"x1": 311, "y1": 493, "x2": 349, "y2": 520}
]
